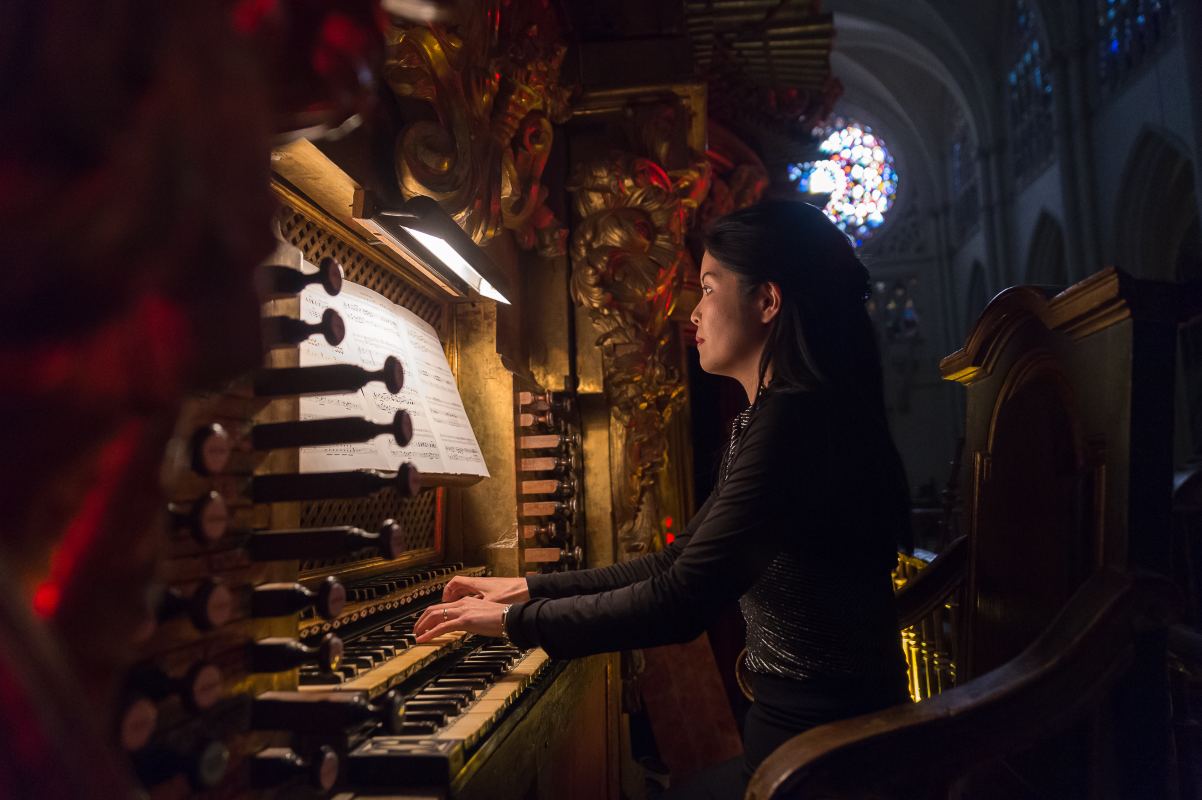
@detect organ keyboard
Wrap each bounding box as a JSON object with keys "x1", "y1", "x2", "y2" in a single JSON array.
[
  {"x1": 108, "y1": 134, "x2": 605, "y2": 798},
  {"x1": 347, "y1": 647, "x2": 554, "y2": 786}
]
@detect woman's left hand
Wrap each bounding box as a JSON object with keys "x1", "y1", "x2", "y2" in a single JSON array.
[{"x1": 413, "y1": 596, "x2": 509, "y2": 643}]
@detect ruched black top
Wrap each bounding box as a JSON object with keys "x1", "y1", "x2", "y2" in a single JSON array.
[{"x1": 506, "y1": 386, "x2": 907, "y2": 684}]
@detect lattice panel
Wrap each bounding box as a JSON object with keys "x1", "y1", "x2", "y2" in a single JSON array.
[
  {"x1": 298, "y1": 487, "x2": 438, "y2": 573},
  {"x1": 277, "y1": 206, "x2": 444, "y2": 330},
  {"x1": 277, "y1": 204, "x2": 446, "y2": 569}
]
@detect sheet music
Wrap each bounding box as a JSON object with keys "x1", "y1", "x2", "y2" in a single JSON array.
[{"x1": 296, "y1": 272, "x2": 489, "y2": 478}]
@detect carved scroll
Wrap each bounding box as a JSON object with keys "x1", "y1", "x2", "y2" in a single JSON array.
[{"x1": 383, "y1": 0, "x2": 572, "y2": 255}]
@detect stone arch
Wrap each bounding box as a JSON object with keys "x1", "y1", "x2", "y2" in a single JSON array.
[
  {"x1": 1114, "y1": 127, "x2": 1199, "y2": 282},
  {"x1": 1024, "y1": 211, "x2": 1069, "y2": 287},
  {"x1": 964, "y1": 260, "x2": 988, "y2": 335}
]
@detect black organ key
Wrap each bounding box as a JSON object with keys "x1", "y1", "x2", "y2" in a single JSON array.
[
  {"x1": 154, "y1": 578, "x2": 233, "y2": 631},
  {"x1": 253, "y1": 355, "x2": 404, "y2": 397},
  {"x1": 249, "y1": 633, "x2": 343, "y2": 673},
  {"x1": 400, "y1": 710, "x2": 449, "y2": 726},
  {"x1": 411, "y1": 693, "x2": 469, "y2": 710},
  {"x1": 248, "y1": 520, "x2": 406, "y2": 561},
  {"x1": 251, "y1": 462, "x2": 421, "y2": 502},
  {"x1": 189, "y1": 423, "x2": 232, "y2": 476},
  {"x1": 169, "y1": 490, "x2": 230, "y2": 544},
  {"x1": 261, "y1": 307, "x2": 346, "y2": 348},
  {"x1": 252, "y1": 576, "x2": 346, "y2": 619},
  {"x1": 431, "y1": 676, "x2": 488, "y2": 691},
  {"x1": 256, "y1": 256, "x2": 344, "y2": 299},
  {"x1": 298, "y1": 669, "x2": 341, "y2": 686},
  {"x1": 416, "y1": 687, "x2": 474, "y2": 700},
  {"x1": 134, "y1": 738, "x2": 230, "y2": 790},
  {"x1": 251, "y1": 409, "x2": 414, "y2": 450},
  {"x1": 252, "y1": 690, "x2": 405, "y2": 735}
]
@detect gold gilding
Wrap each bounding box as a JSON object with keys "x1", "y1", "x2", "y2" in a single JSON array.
[
  {"x1": 384, "y1": 1, "x2": 572, "y2": 256},
  {"x1": 567, "y1": 101, "x2": 712, "y2": 557}
]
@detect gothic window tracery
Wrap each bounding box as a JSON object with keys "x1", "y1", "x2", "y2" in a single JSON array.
[
  {"x1": 1094, "y1": 0, "x2": 1176, "y2": 91},
  {"x1": 1007, "y1": 0, "x2": 1055, "y2": 183},
  {"x1": 949, "y1": 113, "x2": 981, "y2": 243},
  {"x1": 787, "y1": 117, "x2": 899, "y2": 248}
]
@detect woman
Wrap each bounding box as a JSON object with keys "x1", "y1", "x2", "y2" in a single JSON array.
[{"x1": 414, "y1": 201, "x2": 913, "y2": 798}]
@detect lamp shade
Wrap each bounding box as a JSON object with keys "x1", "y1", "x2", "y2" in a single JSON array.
[{"x1": 352, "y1": 190, "x2": 512, "y2": 304}]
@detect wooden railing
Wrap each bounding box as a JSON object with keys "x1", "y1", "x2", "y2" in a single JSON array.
[
  {"x1": 892, "y1": 536, "x2": 967, "y2": 702},
  {"x1": 745, "y1": 569, "x2": 1177, "y2": 799}
]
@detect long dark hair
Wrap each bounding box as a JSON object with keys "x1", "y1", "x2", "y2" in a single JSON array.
[
  {"x1": 703, "y1": 200, "x2": 913, "y2": 553},
  {"x1": 703, "y1": 201, "x2": 882, "y2": 412}
]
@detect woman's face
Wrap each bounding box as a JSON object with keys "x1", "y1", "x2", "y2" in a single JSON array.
[{"x1": 690, "y1": 252, "x2": 778, "y2": 386}]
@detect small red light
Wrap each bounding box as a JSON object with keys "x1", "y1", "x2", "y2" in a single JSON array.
[
  {"x1": 663, "y1": 515, "x2": 673, "y2": 529},
  {"x1": 666, "y1": 533, "x2": 675, "y2": 545},
  {"x1": 32, "y1": 583, "x2": 60, "y2": 617}
]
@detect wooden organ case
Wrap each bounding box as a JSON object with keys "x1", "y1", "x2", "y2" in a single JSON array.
[{"x1": 116, "y1": 110, "x2": 619, "y2": 800}]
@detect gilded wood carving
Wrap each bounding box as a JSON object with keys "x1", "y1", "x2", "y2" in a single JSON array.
[
  {"x1": 383, "y1": 1, "x2": 572, "y2": 255},
  {"x1": 568, "y1": 102, "x2": 712, "y2": 555}
]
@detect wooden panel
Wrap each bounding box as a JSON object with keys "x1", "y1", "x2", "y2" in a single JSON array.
[{"x1": 454, "y1": 654, "x2": 617, "y2": 800}]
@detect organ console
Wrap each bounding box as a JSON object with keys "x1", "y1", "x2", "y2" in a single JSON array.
[
  {"x1": 5, "y1": 4, "x2": 718, "y2": 799},
  {"x1": 92, "y1": 10, "x2": 618, "y2": 796},
  {"x1": 116, "y1": 180, "x2": 604, "y2": 797}
]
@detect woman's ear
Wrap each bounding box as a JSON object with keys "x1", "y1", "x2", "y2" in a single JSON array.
[{"x1": 759, "y1": 281, "x2": 782, "y2": 324}]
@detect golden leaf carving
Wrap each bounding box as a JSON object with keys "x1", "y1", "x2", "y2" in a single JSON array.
[
  {"x1": 384, "y1": 1, "x2": 571, "y2": 255},
  {"x1": 568, "y1": 108, "x2": 712, "y2": 555}
]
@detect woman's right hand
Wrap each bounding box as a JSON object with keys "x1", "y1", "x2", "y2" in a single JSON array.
[{"x1": 441, "y1": 575, "x2": 530, "y2": 604}]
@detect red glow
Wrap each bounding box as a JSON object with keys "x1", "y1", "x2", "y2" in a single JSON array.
[
  {"x1": 666, "y1": 533, "x2": 675, "y2": 544},
  {"x1": 231, "y1": 0, "x2": 278, "y2": 35},
  {"x1": 31, "y1": 583, "x2": 59, "y2": 617},
  {"x1": 33, "y1": 421, "x2": 145, "y2": 618},
  {"x1": 1, "y1": 292, "x2": 190, "y2": 404},
  {"x1": 663, "y1": 516, "x2": 673, "y2": 529},
  {"x1": 313, "y1": 14, "x2": 367, "y2": 76}
]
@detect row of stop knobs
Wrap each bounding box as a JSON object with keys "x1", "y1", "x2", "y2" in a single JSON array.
[
  {"x1": 516, "y1": 390, "x2": 582, "y2": 568},
  {"x1": 128, "y1": 258, "x2": 426, "y2": 793}
]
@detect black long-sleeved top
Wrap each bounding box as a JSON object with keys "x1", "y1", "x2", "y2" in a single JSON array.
[{"x1": 506, "y1": 386, "x2": 908, "y2": 682}]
